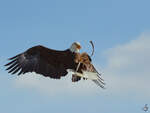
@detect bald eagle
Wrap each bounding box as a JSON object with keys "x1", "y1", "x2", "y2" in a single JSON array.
[{"x1": 5, "y1": 42, "x2": 105, "y2": 88}]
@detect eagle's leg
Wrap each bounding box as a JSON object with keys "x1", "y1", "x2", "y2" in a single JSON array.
[{"x1": 72, "y1": 74, "x2": 81, "y2": 82}]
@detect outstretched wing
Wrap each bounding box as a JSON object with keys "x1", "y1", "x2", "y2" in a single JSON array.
[{"x1": 5, "y1": 45, "x2": 76, "y2": 79}]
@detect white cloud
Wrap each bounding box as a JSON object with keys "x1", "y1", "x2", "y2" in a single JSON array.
[
  {"x1": 103, "y1": 32, "x2": 150, "y2": 98},
  {"x1": 14, "y1": 72, "x2": 102, "y2": 97}
]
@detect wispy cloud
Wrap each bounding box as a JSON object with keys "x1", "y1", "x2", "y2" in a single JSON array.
[
  {"x1": 103, "y1": 32, "x2": 150, "y2": 98},
  {"x1": 14, "y1": 73, "x2": 102, "y2": 97}
]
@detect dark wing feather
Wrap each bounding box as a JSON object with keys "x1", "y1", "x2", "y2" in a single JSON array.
[{"x1": 5, "y1": 45, "x2": 76, "y2": 79}]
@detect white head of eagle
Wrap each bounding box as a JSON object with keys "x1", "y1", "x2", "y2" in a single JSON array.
[{"x1": 69, "y1": 42, "x2": 81, "y2": 53}]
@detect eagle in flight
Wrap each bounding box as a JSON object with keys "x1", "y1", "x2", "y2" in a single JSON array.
[{"x1": 5, "y1": 42, "x2": 105, "y2": 88}]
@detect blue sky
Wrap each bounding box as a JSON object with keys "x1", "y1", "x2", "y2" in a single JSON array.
[{"x1": 0, "y1": 0, "x2": 150, "y2": 113}]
